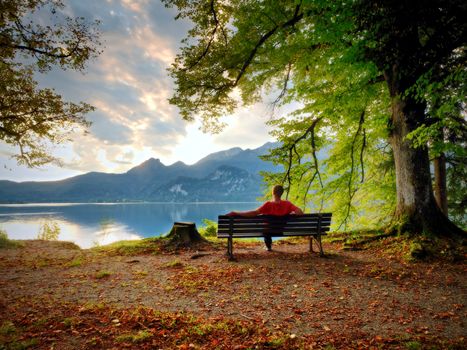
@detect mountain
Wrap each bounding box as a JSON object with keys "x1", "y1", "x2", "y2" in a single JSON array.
[
  {"x1": 0, "y1": 142, "x2": 281, "y2": 203},
  {"x1": 150, "y1": 165, "x2": 261, "y2": 202}
]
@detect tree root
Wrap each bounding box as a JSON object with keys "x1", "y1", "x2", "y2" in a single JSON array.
[{"x1": 342, "y1": 231, "x2": 397, "y2": 250}]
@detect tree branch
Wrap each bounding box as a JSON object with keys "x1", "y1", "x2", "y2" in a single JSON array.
[
  {"x1": 338, "y1": 109, "x2": 366, "y2": 230},
  {"x1": 233, "y1": 4, "x2": 303, "y2": 86},
  {"x1": 281, "y1": 116, "x2": 324, "y2": 202},
  {"x1": 272, "y1": 62, "x2": 292, "y2": 107},
  {"x1": 183, "y1": 0, "x2": 221, "y2": 71}
]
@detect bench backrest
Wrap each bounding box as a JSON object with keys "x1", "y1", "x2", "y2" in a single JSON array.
[{"x1": 217, "y1": 213, "x2": 332, "y2": 238}]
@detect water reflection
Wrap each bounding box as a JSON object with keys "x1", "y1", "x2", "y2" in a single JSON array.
[{"x1": 0, "y1": 202, "x2": 257, "y2": 248}]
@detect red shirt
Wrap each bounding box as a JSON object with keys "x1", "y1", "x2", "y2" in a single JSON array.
[{"x1": 257, "y1": 200, "x2": 300, "y2": 216}]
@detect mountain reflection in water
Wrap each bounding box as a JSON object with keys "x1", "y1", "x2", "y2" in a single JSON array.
[{"x1": 0, "y1": 202, "x2": 258, "y2": 248}]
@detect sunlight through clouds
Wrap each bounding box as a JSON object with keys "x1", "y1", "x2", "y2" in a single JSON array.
[
  {"x1": 120, "y1": 0, "x2": 148, "y2": 14},
  {"x1": 0, "y1": 0, "x2": 274, "y2": 181}
]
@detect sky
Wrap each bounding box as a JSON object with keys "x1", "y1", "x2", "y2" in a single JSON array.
[{"x1": 0, "y1": 0, "x2": 278, "y2": 182}]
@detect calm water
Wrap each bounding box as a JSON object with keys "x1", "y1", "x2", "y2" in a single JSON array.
[{"x1": 0, "y1": 202, "x2": 258, "y2": 248}]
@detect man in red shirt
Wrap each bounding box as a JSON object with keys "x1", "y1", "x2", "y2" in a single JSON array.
[{"x1": 226, "y1": 185, "x2": 304, "y2": 251}]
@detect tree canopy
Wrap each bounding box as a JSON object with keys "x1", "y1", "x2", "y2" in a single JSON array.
[
  {"x1": 0, "y1": 0, "x2": 101, "y2": 167},
  {"x1": 165, "y1": 0, "x2": 466, "y2": 233}
]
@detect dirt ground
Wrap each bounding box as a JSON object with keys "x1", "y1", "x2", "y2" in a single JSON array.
[{"x1": 0, "y1": 238, "x2": 465, "y2": 349}]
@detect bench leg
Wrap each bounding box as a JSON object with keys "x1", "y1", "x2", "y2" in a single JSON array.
[
  {"x1": 227, "y1": 236, "x2": 234, "y2": 261},
  {"x1": 316, "y1": 234, "x2": 325, "y2": 257},
  {"x1": 309, "y1": 236, "x2": 314, "y2": 252}
]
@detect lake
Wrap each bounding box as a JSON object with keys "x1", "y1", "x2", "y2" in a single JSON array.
[{"x1": 0, "y1": 202, "x2": 259, "y2": 248}]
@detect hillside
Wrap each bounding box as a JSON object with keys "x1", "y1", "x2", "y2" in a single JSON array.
[{"x1": 0, "y1": 142, "x2": 280, "y2": 203}]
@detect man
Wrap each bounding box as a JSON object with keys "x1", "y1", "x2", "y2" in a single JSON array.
[{"x1": 226, "y1": 185, "x2": 304, "y2": 251}]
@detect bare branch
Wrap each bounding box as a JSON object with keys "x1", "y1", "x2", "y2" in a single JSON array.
[
  {"x1": 183, "y1": 0, "x2": 221, "y2": 71},
  {"x1": 233, "y1": 4, "x2": 303, "y2": 86},
  {"x1": 281, "y1": 116, "x2": 324, "y2": 202},
  {"x1": 272, "y1": 62, "x2": 292, "y2": 109},
  {"x1": 360, "y1": 127, "x2": 366, "y2": 182},
  {"x1": 338, "y1": 109, "x2": 366, "y2": 230}
]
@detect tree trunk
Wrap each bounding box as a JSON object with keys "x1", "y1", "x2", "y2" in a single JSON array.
[
  {"x1": 434, "y1": 153, "x2": 448, "y2": 215},
  {"x1": 386, "y1": 69, "x2": 463, "y2": 236},
  {"x1": 165, "y1": 222, "x2": 207, "y2": 247}
]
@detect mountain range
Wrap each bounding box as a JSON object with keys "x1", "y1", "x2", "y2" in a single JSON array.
[{"x1": 0, "y1": 142, "x2": 280, "y2": 203}]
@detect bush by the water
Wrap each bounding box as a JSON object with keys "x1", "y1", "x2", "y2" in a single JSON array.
[
  {"x1": 198, "y1": 219, "x2": 217, "y2": 238},
  {"x1": 0, "y1": 229, "x2": 22, "y2": 248},
  {"x1": 37, "y1": 221, "x2": 60, "y2": 241}
]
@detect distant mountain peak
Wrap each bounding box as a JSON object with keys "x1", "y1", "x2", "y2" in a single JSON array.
[
  {"x1": 196, "y1": 146, "x2": 244, "y2": 165},
  {"x1": 144, "y1": 157, "x2": 163, "y2": 165},
  {"x1": 171, "y1": 160, "x2": 187, "y2": 167},
  {"x1": 127, "y1": 157, "x2": 165, "y2": 175}
]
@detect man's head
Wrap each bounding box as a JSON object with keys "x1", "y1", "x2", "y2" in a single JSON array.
[{"x1": 272, "y1": 185, "x2": 284, "y2": 198}]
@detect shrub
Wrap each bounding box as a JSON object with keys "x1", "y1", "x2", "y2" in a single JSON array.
[
  {"x1": 37, "y1": 221, "x2": 60, "y2": 241},
  {"x1": 0, "y1": 229, "x2": 22, "y2": 249},
  {"x1": 199, "y1": 219, "x2": 217, "y2": 238}
]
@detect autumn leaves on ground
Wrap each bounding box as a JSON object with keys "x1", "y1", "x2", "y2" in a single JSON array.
[{"x1": 0, "y1": 236, "x2": 465, "y2": 349}]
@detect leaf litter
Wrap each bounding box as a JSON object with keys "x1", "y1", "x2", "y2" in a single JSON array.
[{"x1": 0, "y1": 239, "x2": 465, "y2": 349}]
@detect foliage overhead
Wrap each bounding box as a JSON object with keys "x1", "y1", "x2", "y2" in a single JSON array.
[
  {"x1": 164, "y1": 0, "x2": 466, "y2": 230},
  {"x1": 0, "y1": 0, "x2": 101, "y2": 167}
]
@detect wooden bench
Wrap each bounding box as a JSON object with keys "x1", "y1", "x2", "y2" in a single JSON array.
[{"x1": 217, "y1": 213, "x2": 332, "y2": 260}]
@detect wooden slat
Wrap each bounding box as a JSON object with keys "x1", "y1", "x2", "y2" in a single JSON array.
[
  {"x1": 218, "y1": 223, "x2": 330, "y2": 228},
  {"x1": 218, "y1": 213, "x2": 332, "y2": 218},
  {"x1": 218, "y1": 218, "x2": 332, "y2": 225},
  {"x1": 217, "y1": 218, "x2": 329, "y2": 223},
  {"x1": 217, "y1": 213, "x2": 332, "y2": 238},
  {"x1": 218, "y1": 222, "x2": 330, "y2": 229},
  {"x1": 218, "y1": 213, "x2": 332, "y2": 221},
  {"x1": 218, "y1": 224, "x2": 330, "y2": 231},
  {"x1": 217, "y1": 228, "x2": 330, "y2": 234},
  {"x1": 217, "y1": 232, "x2": 328, "y2": 238},
  {"x1": 217, "y1": 226, "x2": 330, "y2": 233}
]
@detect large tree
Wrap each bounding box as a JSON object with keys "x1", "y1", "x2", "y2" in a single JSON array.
[
  {"x1": 164, "y1": 0, "x2": 466, "y2": 236},
  {"x1": 0, "y1": 0, "x2": 101, "y2": 167}
]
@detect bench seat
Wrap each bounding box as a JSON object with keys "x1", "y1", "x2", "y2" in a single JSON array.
[{"x1": 217, "y1": 213, "x2": 332, "y2": 260}]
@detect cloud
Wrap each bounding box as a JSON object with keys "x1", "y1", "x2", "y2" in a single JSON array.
[
  {"x1": 0, "y1": 0, "x2": 276, "y2": 181},
  {"x1": 31, "y1": 0, "x2": 190, "y2": 171},
  {"x1": 87, "y1": 111, "x2": 133, "y2": 145},
  {"x1": 120, "y1": 0, "x2": 148, "y2": 14}
]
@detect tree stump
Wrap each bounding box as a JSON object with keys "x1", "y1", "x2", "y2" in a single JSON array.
[{"x1": 165, "y1": 222, "x2": 207, "y2": 248}]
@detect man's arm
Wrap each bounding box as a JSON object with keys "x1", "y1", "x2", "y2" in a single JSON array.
[
  {"x1": 292, "y1": 207, "x2": 304, "y2": 215},
  {"x1": 226, "y1": 209, "x2": 260, "y2": 217},
  {"x1": 289, "y1": 202, "x2": 304, "y2": 215}
]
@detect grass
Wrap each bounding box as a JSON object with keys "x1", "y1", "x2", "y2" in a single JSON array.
[
  {"x1": 132, "y1": 270, "x2": 148, "y2": 277},
  {"x1": 81, "y1": 301, "x2": 106, "y2": 311},
  {"x1": 1, "y1": 320, "x2": 37, "y2": 350},
  {"x1": 95, "y1": 270, "x2": 111, "y2": 279},
  {"x1": 66, "y1": 257, "x2": 83, "y2": 267},
  {"x1": 164, "y1": 259, "x2": 184, "y2": 268},
  {"x1": 115, "y1": 330, "x2": 152, "y2": 343},
  {"x1": 62, "y1": 317, "x2": 77, "y2": 328},
  {"x1": 0, "y1": 321, "x2": 16, "y2": 336},
  {"x1": 0, "y1": 229, "x2": 23, "y2": 249},
  {"x1": 55, "y1": 241, "x2": 81, "y2": 250},
  {"x1": 4, "y1": 338, "x2": 38, "y2": 349},
  {"x1": 405, "y1": 341, "x2": 422, "y2": 350},
  {"x1": 92, "y1": 237, "x2": 161, "y2": 256}
]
